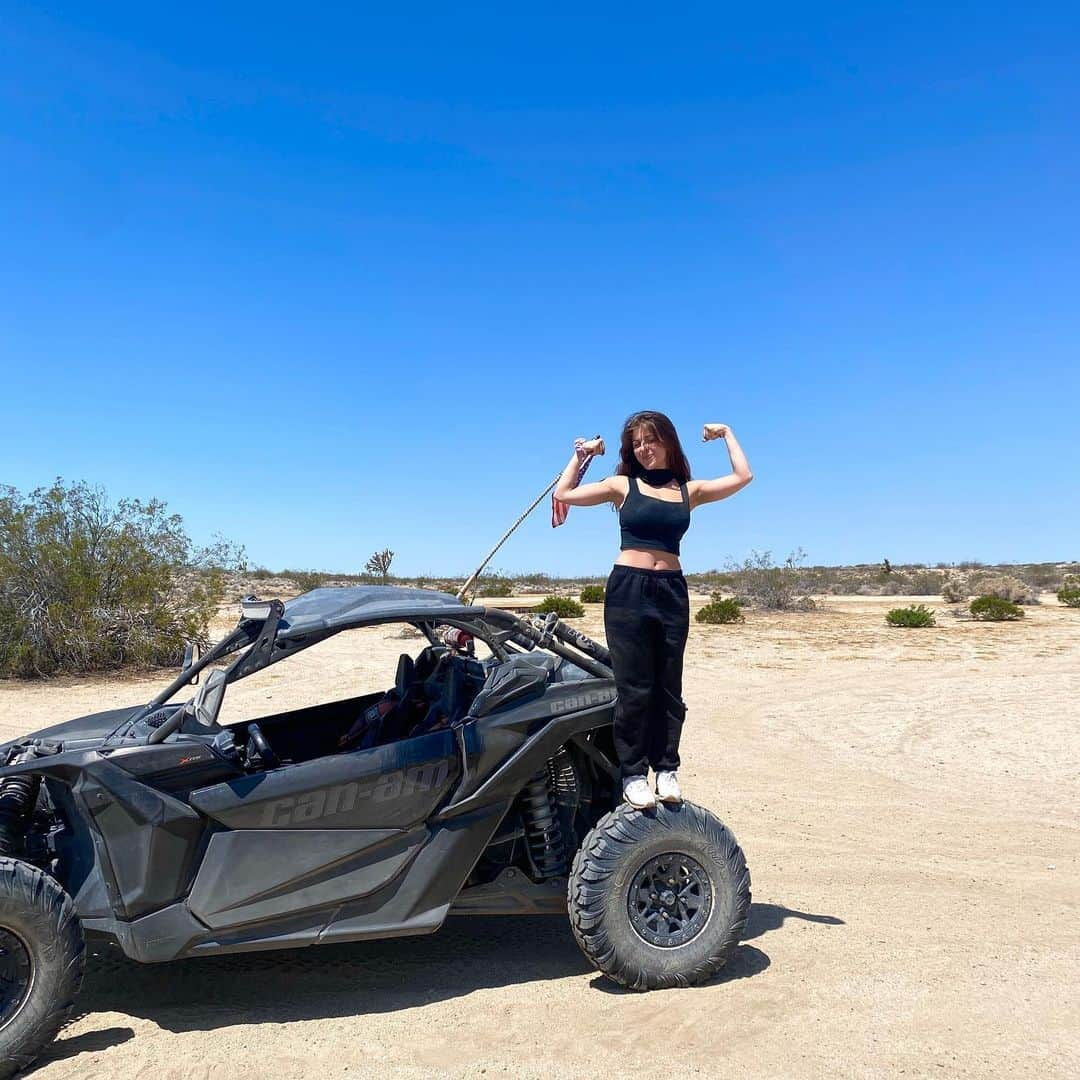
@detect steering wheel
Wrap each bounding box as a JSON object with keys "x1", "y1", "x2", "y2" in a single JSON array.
[{"x1": 245, "y1": 723, "x2": 280, "y2": 770}]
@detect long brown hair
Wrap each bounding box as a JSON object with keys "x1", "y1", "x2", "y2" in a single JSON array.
[{"x1": 615, "y1": 411, "x2": 692, "y2": 483}]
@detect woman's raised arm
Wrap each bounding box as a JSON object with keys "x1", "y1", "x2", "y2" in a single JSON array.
[
  {"x1": 688, "y1": 424, "x2": 753, "y2": 509},
  {"x1": 553, "y1": 438, "x2": 618, "y2": 507}
]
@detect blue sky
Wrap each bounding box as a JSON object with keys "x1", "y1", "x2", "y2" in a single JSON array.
[{"x1": 2, "y1": 4, "x2": 1077, "y2": 576}]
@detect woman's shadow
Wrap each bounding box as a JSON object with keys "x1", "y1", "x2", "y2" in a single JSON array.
[{"x1": 743, "y1": 902, "x2": 845, "y2": 942}]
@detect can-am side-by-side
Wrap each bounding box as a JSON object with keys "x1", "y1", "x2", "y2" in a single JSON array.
[{"x1": 0, "y1": 587, "x2": 750, "y2": 1076}]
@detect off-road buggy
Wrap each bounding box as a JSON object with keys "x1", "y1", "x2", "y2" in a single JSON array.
[{"x1": 0, "y1": 587, "x2": 750, "y2": 1075}]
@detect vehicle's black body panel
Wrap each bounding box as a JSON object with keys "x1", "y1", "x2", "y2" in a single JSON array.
[
  {"x1": 187, "y1": 827, "x2": 425, "y2": 929},
  {"x1": 0, "y1": 705, "x2": 142, "y2": 754},
  {"x1": 72, "y1": 759, "x2": 208, "y2": 920},
  {"x1": 190, "y1": 729, "x2": 458, "y2": 830}
]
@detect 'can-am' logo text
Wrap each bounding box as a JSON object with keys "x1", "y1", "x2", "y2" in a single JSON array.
[
  {"x1": 548, "y1": 689, "x2": 614, "y2": 715},
  {"x1": 259, "y1": 760, "x2": 451, "y2": 827}
]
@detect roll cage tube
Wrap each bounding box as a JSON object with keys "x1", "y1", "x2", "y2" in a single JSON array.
[
  {"x1": 479, "y1": 608, "x2": 613, "y2": 679},
  {"x1": 118, "y1": 616, "x2": 284, "y2": 748}
]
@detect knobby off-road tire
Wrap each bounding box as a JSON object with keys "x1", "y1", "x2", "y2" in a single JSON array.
[
  {"x1": 568, "y1": 802, "x2": 751, "y2": 990},
  {"x1": 0, "y1": 858, "x2": 85, "y2": 1079}
]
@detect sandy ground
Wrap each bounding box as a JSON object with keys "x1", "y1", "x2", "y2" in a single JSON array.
[{"x1": 0, "y1": 594, "x2": 1076, "y2": 1079}]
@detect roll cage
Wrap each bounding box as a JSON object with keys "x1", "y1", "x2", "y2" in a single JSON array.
[{"x1": 111, "y1": 587, "x2": 613, "y2": 746}]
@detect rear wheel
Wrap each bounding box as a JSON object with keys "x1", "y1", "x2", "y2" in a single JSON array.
[
  {"x1": 568, "y1": 802, "x2": 750, "y2": 989},
  {"x1": 0, "y1": 859, "x2": 85, "y2": 1078}
]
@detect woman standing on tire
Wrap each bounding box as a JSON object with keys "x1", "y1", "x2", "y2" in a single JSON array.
[{"x1": 553, "y1": 411, "x2": 753, "y2": 809}]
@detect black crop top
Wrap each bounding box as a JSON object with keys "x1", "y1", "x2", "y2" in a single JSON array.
[{"x1": 619, "y1": 476, "x2": 691, "y2": 556}]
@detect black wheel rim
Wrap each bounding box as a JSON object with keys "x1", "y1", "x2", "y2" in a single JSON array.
[
  {"x1": 0, "y1": 928, "x2": 32, "y2": 1030},
  {"x1": 628, "y1": 852, "x2": 713, "y2": 948}
]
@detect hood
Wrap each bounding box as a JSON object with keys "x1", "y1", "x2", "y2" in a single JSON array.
[{"x1": 0, "y1": 703, "x2": 141, "y2": 756}]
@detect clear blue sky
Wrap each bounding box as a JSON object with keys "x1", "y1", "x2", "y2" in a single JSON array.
[{"x1": 2, "y1": 4, "x2": 1077, "y2": 577}]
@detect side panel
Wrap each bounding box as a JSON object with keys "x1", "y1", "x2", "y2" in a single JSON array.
[
  {"x1": 454, "y1": 678, "x2": 616, "y2": 802},
  {"x1": 104, "y1": 802, "x2": 510, "y2": 961},
  {"x1": 186, "y1": 828, "x2": 425, "y2": 929},
  {"x1": 72, "y1": 760, "x2": 208, "y2": 919}
]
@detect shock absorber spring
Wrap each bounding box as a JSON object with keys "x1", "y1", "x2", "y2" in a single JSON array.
[
  {"x1": 520, "y1": 767, "x2": 566, "y2": 878},
  {"x1": 0, "y1": 750, "x2": 41, "y2": 856}
]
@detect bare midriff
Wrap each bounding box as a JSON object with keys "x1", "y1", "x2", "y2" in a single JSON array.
[{"x1": 614, "y1": 547, "x2": 682, "y2": 571}]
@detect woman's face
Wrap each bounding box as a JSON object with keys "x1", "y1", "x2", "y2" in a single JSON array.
[{"x1": 631, "y1": 425, "x2": 669, "y2": 471}]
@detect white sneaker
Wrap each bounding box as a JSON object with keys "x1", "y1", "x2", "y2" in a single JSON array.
[
  {"x1": 656, "y1": 771, "x2": 682, "y2": 804},
  {"x1": 622, "y1": 775, "x2": 656, "y2": 809}
]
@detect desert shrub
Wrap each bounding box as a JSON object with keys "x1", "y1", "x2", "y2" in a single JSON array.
[
  {"x1": 250, "y1": 566, "x2": 274, "y2": 580},
  {"x1": 519, "y1": 571, "x2": 553, "y2": 586},
  {"x1": 897, "y1": 570, "x2": 946, "y2": 596},
  {"x1": 885, "y1": 604, "x2": 936, "y2": 628},
  {"x1": 283, "y1": 569, "x2": 325, "y2": 593},
  {"x1": 535, "y1": 596, "x2": 585, "y2": 618},
  {"x1": 580, "y1": 584, "x2": 605, "y2": 603},
  {"x1": 726, "y1": 548, "x2": 816, "y2": 611},
  {"x1": 1019, "y1": 563, "x2": 1063, "y2": 591},
  {"x1": 970, "y1": 595, "x2": 1024, "y2": 621},
  {"x1": 696, "y1": 597, "x2": 744, "y2": 624},
  {"x1": 969, "y1": 573, "x2": 1035, "y2": 605},
  {"x1": 941, "y1": 573, "x2": 969, "y2": 603},
  {"x1": 477, "y1": 574, "x2": 516, "y2": 598},
  {"x1": 1057, "y1": 576, "x2": 1080, "y2": 608},
  {"x1": 0, "y1": 479, "x2": 245, "y2": 678}
]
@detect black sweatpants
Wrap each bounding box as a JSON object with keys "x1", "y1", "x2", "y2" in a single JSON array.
[{"x1": 603, "y1": 564, "x2": 690, "y2": 780}]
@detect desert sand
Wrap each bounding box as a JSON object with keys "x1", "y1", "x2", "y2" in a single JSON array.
[{"x1": 0, "y1": 594, "x2": 1076, "y2": 1079}]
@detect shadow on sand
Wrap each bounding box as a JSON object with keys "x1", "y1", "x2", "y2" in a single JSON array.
[
  {"x1": 33, "y1": 905, "x2": 824, "y2": 1070},
  {"x1": 44, "y1": 915, "x2": 593, "y2": 1045},
  {"x1": 589, "y1": 941, "x2": 771, "y2": 994},
  {"x1": 742, "y1": 902, "x2": 845, "y2": 942}
]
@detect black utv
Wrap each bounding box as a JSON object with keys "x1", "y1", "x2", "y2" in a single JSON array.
[{"x1": 0, "y1": 587, "x2": 750, "y2": 1075}]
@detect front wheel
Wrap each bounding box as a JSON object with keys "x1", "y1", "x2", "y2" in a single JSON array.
[
  {"x1": 0, "y1": 858, "x2": 85, "y2": 1078},
  {"x1": 568, "y1": 802, "x2": 751, "y2": 989}
]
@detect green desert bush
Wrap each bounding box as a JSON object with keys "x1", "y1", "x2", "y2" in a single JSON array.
[
  {"x1": 0, "y1": 479, "x2": 245, "y2": 677},
  {"x1": 696, "y1": 597, "x2": 745, "y2": 624},
  {"x1": 535, "y1": 596, "x2": 585, "y2": 618},
  {"x1": 1057, "y1": 576, "x2": 1080, "y2": 608},
  {"x1": 970, "y1": 595, "x2": 1024, "y2": 621},
  {"x1": 885, "y1": 604, "x2": 936, "y2": 628},
  {"x1": 580, "y1": 584, "x2": 605, "y2": 603}
]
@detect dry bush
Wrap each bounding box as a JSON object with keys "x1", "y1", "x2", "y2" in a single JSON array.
[
  {"x1": 969, "y1": 573, "x2": 1036, "y2": 605},
  {"x1": 895, "y1": 570, "x2": 946, "y2": 595},
  {"x1": 281, "y1": 569, "x2": 325, "y2": 593},
  {"x1": 726, "y1": 549, "x2": 816, "y2": 611},
  {"x1": 941, "y1": 573, "x2": 970, "y2": 604}
]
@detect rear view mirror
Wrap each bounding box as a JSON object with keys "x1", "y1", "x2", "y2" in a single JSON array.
[{"x1": 182, "y1": 642, "x2": 202, "y2": 685}]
